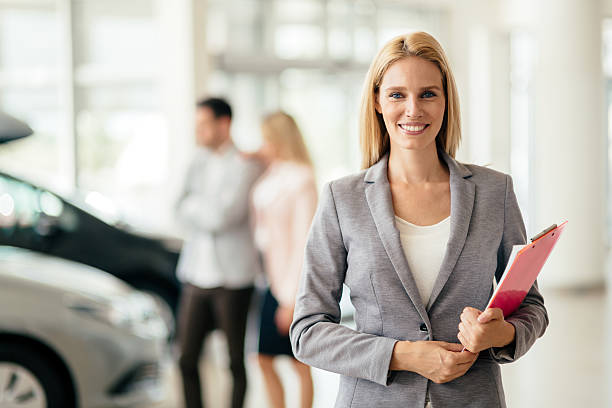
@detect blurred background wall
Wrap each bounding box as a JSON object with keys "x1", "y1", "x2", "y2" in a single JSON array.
[
  {"x1": 0, "y1": 0, "x2": 608, "y2": 288},
  {"x1": 2, "y1": 1, "x2": 612, "y2": 407}
]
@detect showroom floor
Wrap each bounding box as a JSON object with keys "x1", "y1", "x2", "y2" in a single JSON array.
[{"x1": 159, "y1": 288, "x2": 611, "y2": 408}]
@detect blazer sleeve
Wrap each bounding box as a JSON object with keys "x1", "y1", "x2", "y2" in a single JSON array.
[
  {"x1": 290, "y1": 182, "x2": 398, "y2": 387},
  {"x1": 489, "y1": 174, "x2": 550, "y2": 363}
]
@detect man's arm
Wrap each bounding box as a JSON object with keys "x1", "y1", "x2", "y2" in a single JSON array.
[{"x1": 177, "y1": 158, "x2": 262, "y2": 233}]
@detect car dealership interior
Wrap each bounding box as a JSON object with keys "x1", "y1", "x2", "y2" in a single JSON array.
[{"x1": 0, "y1": 0, "x2": 611, "y2": 407}]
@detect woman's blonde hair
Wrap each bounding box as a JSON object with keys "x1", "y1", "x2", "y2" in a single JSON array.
[
  {"x1": 359, "y1": 31, "x2": 461, "y2": 169},
  {"x1": 261, "y1": 111, "x2": 312, "y2": 166}
]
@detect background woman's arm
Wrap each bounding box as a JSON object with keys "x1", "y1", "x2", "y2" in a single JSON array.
[{"x1": 275, "y1": 175, "x2": 318, "y2": 335}]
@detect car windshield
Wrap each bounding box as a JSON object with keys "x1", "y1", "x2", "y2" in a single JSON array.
[
  {"x1": 0, "y1": 171, "x2": 127, "y2": 227},
  {"x1": 0, "y1": 173, "x2": 63, "y2": 230},
  {"x1": 67, "y1": 190, "x2": 122, "y2": 226}
]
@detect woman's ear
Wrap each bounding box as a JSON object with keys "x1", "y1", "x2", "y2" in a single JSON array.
[{"x1": 374, "y1": 93, "x2": 382, "y2": 114}]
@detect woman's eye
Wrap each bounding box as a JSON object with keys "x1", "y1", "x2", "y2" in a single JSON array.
[
  {"x1": 422, "y1": 91, "x2": 436, "y2": 98},
  {"x1": 389, "y1": 92, "x2": 403, "y2": 99}
]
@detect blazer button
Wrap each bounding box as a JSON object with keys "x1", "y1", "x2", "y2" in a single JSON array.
[{"x1": 419, "y1": 323, "x2": 428, "y2": 332}]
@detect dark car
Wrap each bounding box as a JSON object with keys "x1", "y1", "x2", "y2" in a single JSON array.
[
  {"x1": 0, "y1": 172, "x2": 181, "y2": 331},
  {"x1": 0, "y1": 112, "x2": 181, "y2": 334}
]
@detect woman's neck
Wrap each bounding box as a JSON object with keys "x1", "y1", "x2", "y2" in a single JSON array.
[{"x1": 387, "y1": 144, "x2": 449, "y2": 185}]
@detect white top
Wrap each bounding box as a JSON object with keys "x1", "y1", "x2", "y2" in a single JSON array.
[
  {"x1": 251, "y1": 161, "x2": 317, "y2": 307},
  {"x1": 394, "y1": 215, "x2": 451, "y2": 306}
]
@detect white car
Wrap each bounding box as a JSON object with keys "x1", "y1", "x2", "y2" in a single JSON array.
[{"x1": 0, "y1": 246, "x2": 170, "y2": 408}]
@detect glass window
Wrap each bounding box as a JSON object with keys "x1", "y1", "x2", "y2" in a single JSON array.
[
  {"x1": 0, "y1": 7, "x2": 59, "y2": 71},
  {"x1": 212, "y1": 0, "x2": 263, "y2": 54},
  {"x1": 70, "y1": 0, "x2": 167, "y2": 226},
  {"x1": 278, "y1": 69, "x2": 360, "y2": 181},
  {"x1": 328, "y1": 27, "x2": 352, "y2": 60},
  {"x1": 75, "y1": 86, "x2": 168, "y2": 216},
  {"x1": 607, "y1": 80, "x2": 612, "y2": 245},
  {"x1": 72, "y1": 0, "x2": 158, "y2": 81},
  {"x1": 604, "y1": 19, "x2": 612, "y2": 243},
  {"x1": 603, "y1": 19, "x2": 612, "y2": 77},
  {"x1": 205, "y1": 1, "x2": 445, "y2": 185},
  {"x1": 0, "y1": 93, "x2": 63, "y2": 185},
  {"x1": 274, "y1": 24, "x2": 325, "y2": 59},
  {"x1": 273, "y1": 0, "x2": 324, "y2": 23},
  {"x1": 354, "y1": 25, "x2": 377, "y2": 63},
  {"x1": 0, "y1": 6, "x2": 64, "y2": 189},
  {"x1": 205, "y1": 6, "x2": 229, "y2": 55},
  {"x1": 510, "y1": 30, "x2": 535, "y2": 232}
]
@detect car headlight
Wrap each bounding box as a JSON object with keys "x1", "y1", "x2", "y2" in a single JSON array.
[{"x1": 65, "y1": 292, "x2": 168, "y2": 339}]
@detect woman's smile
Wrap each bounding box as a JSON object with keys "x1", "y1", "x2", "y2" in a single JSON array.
[{"x1": 398, "y1": 123, "x2": 430, "y2": 135}]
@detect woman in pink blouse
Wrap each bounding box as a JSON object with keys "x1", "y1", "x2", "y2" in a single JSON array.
[{"x1": 251, "y1": 111, "x2": 317, "y2": 408}]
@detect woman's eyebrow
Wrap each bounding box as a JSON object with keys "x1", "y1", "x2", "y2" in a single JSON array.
[{"x1": 382, "y1": 85, "x2": 443, "y2": 92}]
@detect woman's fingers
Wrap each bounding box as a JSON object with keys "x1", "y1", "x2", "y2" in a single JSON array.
[
  {"x1": 458, "y1": 322, "x2": 476, "y2": 350},
  {"x1": 458, "y1": 307, "x2": 509, "y2": 352},
  {"x1": 477, "y1": 307, "x2": 504, "y2": 323},
  {"x1": 436, "y1": 347, "x2": 479, "y2": 383},
  {"x1": 447, "y1": 347, "x2": 478, "y2": 364},
  {"x1": 405, "y1": 341, "x2": 479, "y2": 384},
  {"x1": 438, "y1": 341, "x2": 465, "y2": 352},
  {"x1": 457, "y1": 331, "x2": 469, "y2": 350}
]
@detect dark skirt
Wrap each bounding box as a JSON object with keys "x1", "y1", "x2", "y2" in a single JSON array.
[{"x1": 258, "y1": 288, "x2": 294, "y2": 356}]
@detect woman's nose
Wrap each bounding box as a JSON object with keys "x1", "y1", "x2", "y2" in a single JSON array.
[{"x1": 404, "y1": 96, "x2": 423, "y2": 117}]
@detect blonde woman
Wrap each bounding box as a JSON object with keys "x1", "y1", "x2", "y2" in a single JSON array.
[
  {"x1": 251, "y1": 112, "x2": 316, "y2": 408},
  {"x1": 290, "y1": 32, "x2": 548, "y2": 408}
]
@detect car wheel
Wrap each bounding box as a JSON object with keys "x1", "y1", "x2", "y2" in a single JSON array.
[{"x1": 0, "y1": 343, "x2": 71, "y2": 408}]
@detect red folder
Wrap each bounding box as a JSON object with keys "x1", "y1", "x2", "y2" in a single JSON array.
[{"x1": 487, "y1": 221, "x2": 567, "y2": 317}]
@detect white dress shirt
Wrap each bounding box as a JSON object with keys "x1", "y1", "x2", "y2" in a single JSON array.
[{"x1": 176, "y1": 143, "x2": 262, "y2": 289}]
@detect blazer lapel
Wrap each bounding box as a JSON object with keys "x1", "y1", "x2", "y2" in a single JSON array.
[
  {"x1": 426, "y1": 149, "x2": 475, "y2": 310},
  {"x1": 364, "y1": 155, "x2": 430, "y2": 326}
]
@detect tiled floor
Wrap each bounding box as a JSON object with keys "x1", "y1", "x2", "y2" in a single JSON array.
[{"x1": 160, "y1": 288, "x2": 610, "y2": 407}]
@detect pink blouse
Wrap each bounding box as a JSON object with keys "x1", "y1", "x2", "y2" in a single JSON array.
[{"x1": 251, "y1": 161, "x2": 318, "y2": 307}]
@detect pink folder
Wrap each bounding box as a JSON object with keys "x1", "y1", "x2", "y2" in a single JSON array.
[{"x1": 487, "y1": 221, "x2": 567, "y2": 317}]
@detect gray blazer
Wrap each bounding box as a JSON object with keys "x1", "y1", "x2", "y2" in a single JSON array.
[{"x1": 290, "y1": 150, "x2": 548, "y2": 408}]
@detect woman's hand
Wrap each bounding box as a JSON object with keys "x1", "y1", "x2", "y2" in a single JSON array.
[
  {"x1": 457, "y1": 307, "x2": 516, "y2": 353},
  {"x1": 390, "y1": 341, "x2": 479, "y2": 384},
  {"x1": 274, "y1": 305, "x2": 294, "y2": 336}
]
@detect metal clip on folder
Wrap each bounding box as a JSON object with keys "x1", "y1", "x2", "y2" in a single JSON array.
[{"x1": 530, "y1": 224, "x2": 558, "y2": 243}]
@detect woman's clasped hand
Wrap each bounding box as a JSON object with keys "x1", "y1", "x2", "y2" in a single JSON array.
[
  {"x1": 457, "y1": 307, "x2": 516, "y2": 353},
  {"x1": 389, "y1": 306, "x2": 517, "y2": 384},
  {"x1": 390, "y1": 341, "x2": 478, "y2": 384}
]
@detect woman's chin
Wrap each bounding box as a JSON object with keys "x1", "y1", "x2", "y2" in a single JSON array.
[{"x1": 390, "y1": 138, "x2": 437, "y2": 153}]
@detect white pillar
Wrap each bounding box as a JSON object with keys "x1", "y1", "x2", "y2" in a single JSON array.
[
  {"x1": 449, "y1": 0, "x2": 511, "y2": 172},
  {"x1": 156, "y1": 0, "x2": 209, "y2": 233},
  {"x1": 531, "y1": 0, "x2": 605, "y2": 288}
]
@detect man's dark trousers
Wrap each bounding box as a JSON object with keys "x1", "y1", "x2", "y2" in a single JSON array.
[{"x1": 177, "y1": 283, "x2": 254, "y2": 408}]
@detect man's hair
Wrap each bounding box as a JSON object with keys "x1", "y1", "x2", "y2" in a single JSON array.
[{"x1": 196, "y1": 97, "x2": 232, "y2": 120}]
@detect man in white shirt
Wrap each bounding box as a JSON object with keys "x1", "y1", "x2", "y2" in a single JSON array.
[{"x1": 175, "y1": 97, "x2": 262, "y2": 408}]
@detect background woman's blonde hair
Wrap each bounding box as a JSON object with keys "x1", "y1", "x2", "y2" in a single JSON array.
[
  {"x1": 359, "y1": 31, "x2": 461, "y2": 169},
  {"x1": 261, "y1": 111, "x2": 312, "y2": 166}
]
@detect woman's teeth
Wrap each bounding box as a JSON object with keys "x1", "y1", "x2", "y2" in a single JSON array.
[{"x1": 399, "y1": 124, "x2": 427, "y2": 132}]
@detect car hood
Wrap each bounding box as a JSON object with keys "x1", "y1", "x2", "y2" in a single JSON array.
[{"x1": 0, "y1": 246, "x2": 132, "y2": 300}]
